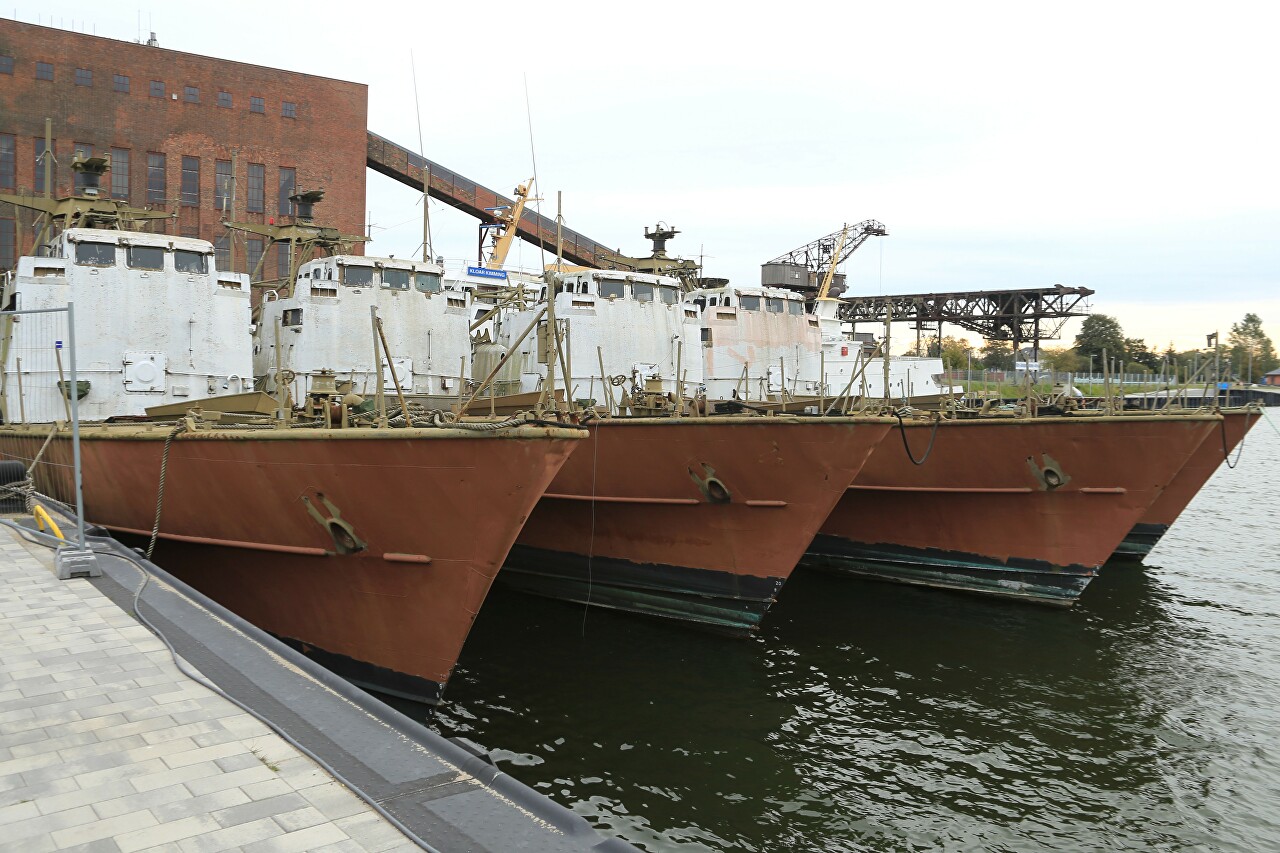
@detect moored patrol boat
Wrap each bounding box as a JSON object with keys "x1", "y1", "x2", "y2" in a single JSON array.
[
  {"x1": 680, "y1": 238, "x2": 1224, "y2": 605},
  {"x1": 461, "y1": 219, "x2": 893, "y2": 632},
  {"x1": 807, "y1": 410, "x2": 1220, "y2": 603},
  {"x1": 0, "y1": 167, "x2": 583, "y2": 703},
  {"x1": 1111, "y1": 405, "x2": 1262, "y2": 560}
]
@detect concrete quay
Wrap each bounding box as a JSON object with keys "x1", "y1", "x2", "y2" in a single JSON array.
[{"x1": 0, "y1": 521, "x2": 628, "y2": 852}]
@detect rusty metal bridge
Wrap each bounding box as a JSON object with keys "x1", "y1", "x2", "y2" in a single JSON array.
[
  {"x1": 367, "y1": 131, "x2": 636, "y2": 271},
  {"x1": 839, "y1": 285, "x2": 1095, "y2": 344}
]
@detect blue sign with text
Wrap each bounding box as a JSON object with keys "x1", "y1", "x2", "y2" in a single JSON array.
[{"x1": 466, "y1": 266, "x2": 508, "y2": 281}]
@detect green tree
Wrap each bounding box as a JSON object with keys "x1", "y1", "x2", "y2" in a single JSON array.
[
  {"x1": 1227, "y1": 313, "x2": 1278, "y2": 382},
  {"x1": 979, "y1": 339, "x2": 1014, "y2": 371},
  {"x1": 1124, "y1": 338, "x2": 1160, "y2": 371},
  {"x1": 1040, "y1": 346, "x2": 1085, "y2": 373},
  {"x1": 938, "y1": 336, "x2": 974, "y2": 371},
  {"x1": 1073, "y1": 314, "x2": 1126, "y2": 366}
]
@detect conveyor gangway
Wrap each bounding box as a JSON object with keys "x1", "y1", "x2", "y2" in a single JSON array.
[{"x1": 367, "y1": 131, "x2": 634, "y2": 271}]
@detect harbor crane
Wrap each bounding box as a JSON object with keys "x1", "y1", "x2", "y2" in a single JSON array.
[{"x1": 761, "y1": 220, "x2": 888, "y2": 300}]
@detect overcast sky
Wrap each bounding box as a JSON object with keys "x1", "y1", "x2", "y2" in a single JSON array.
[{"x1": 10, "y1": 1, "x2": 1278, "y2": 353}]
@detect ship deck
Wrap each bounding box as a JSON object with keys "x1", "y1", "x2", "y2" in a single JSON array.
[{"x1": 0, "y1": 518, "x2": 630, "y2": 852}]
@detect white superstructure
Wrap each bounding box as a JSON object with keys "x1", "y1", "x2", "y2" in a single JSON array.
[
  {"x1": 254, "y1": 255, "x2": 471, "y2": 402},
  {"x1": 689, "y1": 282, "x2": 820, "y2": 400},
  {"x1": 2, "y1": 228, "x2": 252, "y2": 422},
  {"x1": 491, "y1": 269, "x2": 703, "y2": 407},
  {"x1": 687, "y1": 284, "x2": 948, "y2": 404}
]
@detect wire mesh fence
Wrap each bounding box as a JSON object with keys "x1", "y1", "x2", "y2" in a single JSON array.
[
  {"x1": 3, "y1": 306, "x2": 75, "y2": 425},
  {"x1": 0, "y1": 304, "x2": 87, "y2": 549}
]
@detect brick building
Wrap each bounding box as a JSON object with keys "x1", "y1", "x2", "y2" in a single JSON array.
[{"x1": 0, "y1": 20, "x2": 367, "y2": 278}]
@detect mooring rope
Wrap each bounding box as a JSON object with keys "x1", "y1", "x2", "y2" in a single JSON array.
[
  {"x1": 896, "y1": 412, "x2": 941, "y2": 466},
  {"x1": 146, "y1": 423, "x2": 186, "y2": 560},
  {"x1": 1221, "y1": 410, "x2": 1256, "y2": 470}
]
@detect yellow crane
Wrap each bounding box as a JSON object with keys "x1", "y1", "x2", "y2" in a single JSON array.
[
  {"x1": 815, "y1": 223, "x2": 851, "y2": 301},
  {"x1": 484, "y1": 178, "x2": 537, "y2": 270}
]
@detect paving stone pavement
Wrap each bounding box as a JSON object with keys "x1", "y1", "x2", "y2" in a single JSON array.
[{"x1": 0, "y1": 525, "x2": 415, "y2": 852}]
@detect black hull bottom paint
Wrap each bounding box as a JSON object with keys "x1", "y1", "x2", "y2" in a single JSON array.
[
  {"x1": 802, "y1": 534, "x2": 1095, "y2": 606},
  {"x1": 500, "y1": 545, "x2": 784, "y2": 635},
  {"x1": 1109, "y1": 522, "x2": 1169, "y2": 562},
  {"x1": 272, "y1": 634, "x2": 446, "y2": 706}
]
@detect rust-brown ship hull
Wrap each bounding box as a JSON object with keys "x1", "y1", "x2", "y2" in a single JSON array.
[
  {"x1": 1112, "y1": 408, "x2": 1262, "y2": 560},
  {"x1": 0, "y1": 424, "x2": 581, "y2": 703},
  {"x1": 502, "y1": 417, "x2": 893, "y2": 633},
  {"x1": 804, "y1": 414, "x2": 1220, "y2": 605}
]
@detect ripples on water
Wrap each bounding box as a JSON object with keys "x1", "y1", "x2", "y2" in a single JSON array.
[{"x1": 417, "y1": 411, "x2": 1280, "y2": 851}]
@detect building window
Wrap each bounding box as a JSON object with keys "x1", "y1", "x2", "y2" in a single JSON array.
[
  {"x1": 0, "y1": 135, "x2": 14, "y2": 191},
  {"x1": 278, "y1": 167, "x2": 296, "y2": 215},
  {"x1": 73, "y1": 143, "x2": 93, "y2": 190},
  {"x1": 147, "y1": 152, "x2": 167, "y2": 203},
  {"x1": 250, "y1": 96, "x2": 264, "y2": 114},
  {"x1": 184, "y1": 86, "x2": 199, "y2": 103},
  {"x1": 150, "y1": 80, "x2": 165, "y2": 98},
  {"x1": 0, "y1": 219, "x2": 15, "y2": 271},
  {"x1": 109, "y1": 149, "x2": 130, "y2": 200},
  {"x1": 214, "y1": 235, "x2": 230, "y2": 272},
  {"x1": 34, "y1": 138, "x2": 56, "y2": 194},
  {"x1": 180, "y1": 156, "x2": 200, "y2": 206},
  {"x1": 246, "y1": 238, "x2": 264, "y2": 281},
  {"x1": 36, "y1": 61, "x2": 53, "y2": 81},
  {"x1": 0, "y1": 56, "x2": 14, "y2": 75},
  {"x1": 113, "y1": 73, "x2": 129, "y2": 93},
  {"x1": 74, "y1": 68, "x2": 92, "y2": 87},
  {"x1": 247, "y1": 163, "x2": 265, "y2": 213},
  {"x1": 214, "y1": 160, "x2": 232, "y2": 213},
  {"x1": 281, "y1": 101, "x2": 297, "y2": 119},
  {"x1": 217, "y1": 91, "x2": 232, "y2": 108},
  {"x1": 277, "y1": 244, "x2": 292, "y2": 280}
]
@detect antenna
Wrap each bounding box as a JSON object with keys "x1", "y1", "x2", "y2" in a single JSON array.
[
  {"x1": 524, "y1": 74, "x2": 547, "y2": 271},
  {"x1": 410, "y1": 49, "x2": 432, "y2": 261}
]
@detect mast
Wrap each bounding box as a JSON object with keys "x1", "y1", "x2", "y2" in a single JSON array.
[
  {"x1": 1, "y1": 155, "x2": 172, "y2": 252},
  {"x1": 223, "y1": 190, "x2": 366, "y2": 296},
  {"x1": 483, "y1": 178, "x2": 535, "y2": 270}
]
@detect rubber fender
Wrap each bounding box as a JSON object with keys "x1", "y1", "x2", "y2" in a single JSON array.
[{"x1": 0, "y1": 460, "x2": 27, "y2": 513}]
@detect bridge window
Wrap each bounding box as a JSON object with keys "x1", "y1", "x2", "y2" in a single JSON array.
[
  {"x1": 740, "y1": 295, "x2": 761, "y2": 311},
  {"x1": 415, "y1": 271, "x2": 442, "y2": 293},
  {"x1": 127, "y1": 245, "x2": 165, "y2": 271},
  {"x1": 342, "y1": 265, "x2": 374, "y2": 287},
  {"x1": 174, "y1": 250, "x2": 208, "y2": 274},
  {"x1": 598, "y1": 279, "x2": 624, "y2": 299},
  {"x1": 382, "y1": 268, "x2": 411, "y2": 290},
  {"x1": 788, "y1": 300, "x2": 804, "y2": 315},
  {"x1": 659, "y1": 285, "x2": 679, "y2": 305},
  {"x1": 632, "y1": 282, "x2": 654, "y2": 302},
  {"x1": 767, "y1": 297, "x2": 784, "y2": 313},
  {"x1": 693, "y1": 297, "x2": 706, "y2": 311},
  {"x1": 74, "y1": 242, "x2": 116, "y2": 267}
]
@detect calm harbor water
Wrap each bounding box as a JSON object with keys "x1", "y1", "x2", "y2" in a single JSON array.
[{"x1": 418, "y1": 410, "x2": 1280, "y2": 852}]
